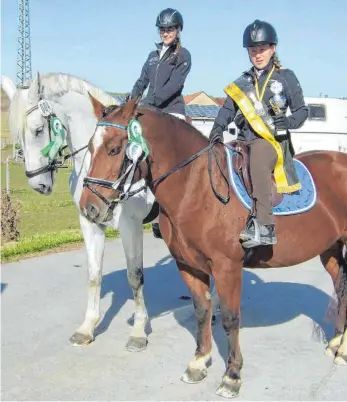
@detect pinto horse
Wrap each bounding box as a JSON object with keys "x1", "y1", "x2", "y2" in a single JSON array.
[{"x1": 79, "y1": 96, "x2": 347, "y2": 398}]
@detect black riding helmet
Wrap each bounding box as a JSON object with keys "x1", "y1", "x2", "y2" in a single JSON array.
[
  {"x1": 156, "y1": 8, "x2": 184, "y2": 31},
  {"x1": 243, "y1": 20, "x2": 278, "y2": 47}
]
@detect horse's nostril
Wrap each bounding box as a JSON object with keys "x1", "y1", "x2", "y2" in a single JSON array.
[
  {"x1": 38, "y1": 183, "x2": 52, "y2": 195},
  {"x1": 86, "y1": 204, "x2": 99, "y2": 220}
]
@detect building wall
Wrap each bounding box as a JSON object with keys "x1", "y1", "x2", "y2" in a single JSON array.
[{"x1": 187, "y1": 92, "x2": 218, "y2": 106}]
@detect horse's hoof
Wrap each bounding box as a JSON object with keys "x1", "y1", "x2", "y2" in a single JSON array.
[
  {"x1": 125, "y1": 336, "x2": 148, "y2": 352},
  {"x1": 180, "y1": 367, "x2": 207, "y2": 384},
  {"x1": 216, "y1": 378, "x2": 241, "y2": 399},
  {"x1": 69, "y1": 332, "x2": 94, "y2": 346},
  {"x1": 334, "y1": 354, "x2": 347, "y2": 366}
]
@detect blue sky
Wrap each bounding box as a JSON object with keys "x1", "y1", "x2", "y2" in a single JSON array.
[{"x1": 1, "y1": 0, "x2": 346, "y2": 98}]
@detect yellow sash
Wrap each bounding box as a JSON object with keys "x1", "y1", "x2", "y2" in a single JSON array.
[{"x1": 224, "y1": 82, "x2": 302, "y2": 193}]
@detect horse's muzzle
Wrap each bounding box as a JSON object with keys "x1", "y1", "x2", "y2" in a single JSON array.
[{"x1": 82, "y1": 203, "x2": 114, "y2": 224}]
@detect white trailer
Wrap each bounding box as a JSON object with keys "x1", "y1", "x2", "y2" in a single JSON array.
[{"x1": 188, "y1": 97, "x2": 347, "y2": 153}]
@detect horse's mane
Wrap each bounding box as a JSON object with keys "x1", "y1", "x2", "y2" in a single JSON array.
[{"x1": 9, "y1": 73, "x2": 119, "y2": 143}]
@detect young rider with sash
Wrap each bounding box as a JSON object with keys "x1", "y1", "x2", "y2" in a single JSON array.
[
  {"x1": 130, "y1": 8, "x2": 192, "y2": 238},
  {"x1": 209, "y1": 20, "x2": 308, "y2": 248}
]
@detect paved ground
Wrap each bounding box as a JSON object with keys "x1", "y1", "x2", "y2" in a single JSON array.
[{"x1": 2, "y1": 234, "x2": 346, "y2": 401}]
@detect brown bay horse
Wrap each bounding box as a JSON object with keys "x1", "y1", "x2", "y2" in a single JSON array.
[{"x1": 80, "y1": 96, "x2": 347, "y2": 398}]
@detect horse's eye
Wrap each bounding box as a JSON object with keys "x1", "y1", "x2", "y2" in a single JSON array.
[
  {"x1": 36, "y1": 127, "x2": 44, "y2": 136},
  {"x1": 109, "y1": 146, "x2": 121, "y2": 156}
]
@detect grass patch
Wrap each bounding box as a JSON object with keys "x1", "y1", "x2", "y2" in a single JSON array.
[
  {"x1": 0, "y1": 161, "x2": 154, "y2": 261},
  {"x1": 1, "y1": 224, "x2": 153, "y2": 262},
  {"x1": 1, "y1": 162, "x2": 79, "y2": 238},
  {"x1": 1, "y1": 229, "x2": 87, "y2": 262}
]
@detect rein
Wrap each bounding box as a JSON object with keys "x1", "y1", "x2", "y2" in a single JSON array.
[{"x1": 83, "y1": 120, "x2": 231, "y2": 206}]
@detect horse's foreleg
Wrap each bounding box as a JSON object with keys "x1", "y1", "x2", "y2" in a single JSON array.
[
  {"x1": 213, "y1": 259, "x2": 243, "y2": 399},
  {"x1": 211, "y1": 281, "x2": 221, "y2": 325},
  {"x1": 178, "y1": 262, "x2": 212, "y2": 384},
  {"x1": 119, "y1": 212, "x2": 148, "y2": 352},
  {"x1": 69, "y1": 214, "x2": 106, "y2": 346}
]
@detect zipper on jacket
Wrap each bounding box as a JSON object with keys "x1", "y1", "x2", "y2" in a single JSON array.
[{"x1": 154, "y1": 46, "x2": 173, "y2": 97}]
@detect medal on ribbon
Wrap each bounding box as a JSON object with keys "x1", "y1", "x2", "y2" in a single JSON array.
[{"x1": 127, "y1": 119, "x2": 149, "y2": 159}]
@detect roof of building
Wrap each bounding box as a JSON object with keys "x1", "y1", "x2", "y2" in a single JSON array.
[
  {"x1": 183, "y1": 91, "x2": 204, "y2": 104},
  {"x1": 110, "y1": 94, "x2": 221, "y2": 119}
]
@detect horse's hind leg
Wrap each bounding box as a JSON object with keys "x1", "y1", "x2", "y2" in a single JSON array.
[
  {"x1": 334, "y1": 241, "x2": 347, "y2": 365},
  {"x1": 320, "y1": 239, "x2": 347, "y2": 364},
  {"x1": 70, "y1": 214, "x2": 106, "y2": 346},
  {"x1": 178, "y1": 262, "x2": 213, "y2": 384},
  {"x1": 119, "y1": 213, "x2": 148, "y2": 352}
]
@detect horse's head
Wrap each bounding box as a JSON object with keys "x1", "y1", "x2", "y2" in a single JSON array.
[
  {"x1": 9, "y1": 72, "x2": 68, "y2": 195},
  {"x1": 80, "y1": 94, "x2": 145, "y2": 223}
]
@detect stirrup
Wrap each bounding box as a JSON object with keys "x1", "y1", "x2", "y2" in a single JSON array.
[{"x1": 239, "y1": 217, "x2": 261, "y2": 249}]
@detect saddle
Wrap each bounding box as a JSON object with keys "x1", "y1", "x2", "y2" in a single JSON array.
[{"x1": 226, "y1": 140, "x2": 283, "y2": 207}]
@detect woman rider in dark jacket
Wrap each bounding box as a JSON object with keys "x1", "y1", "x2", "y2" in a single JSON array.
[
  {"x1": 209, "y1": 20, "x2": 308, "y2": 248},
  {"x1": 130, "y1": 8, "x2": 192, "y2": 238}
]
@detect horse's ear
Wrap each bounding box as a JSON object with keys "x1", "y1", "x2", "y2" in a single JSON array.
[
  {"x1": 28, "y1": 71, "x2": 41, "y2": 104},
  {"x1": 121, "y1": 95, "x2": 141, "y2": 121},
  {"x1": 0, "y1": 75, "x2": 17, "y2": 101},
  {"x1": 88, "y1": 92, "x2": 106, "y2": 119}
]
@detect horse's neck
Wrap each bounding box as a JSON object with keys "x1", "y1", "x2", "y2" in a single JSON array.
[
  {"x1": 56, "y1": 92, "x2": 98, "y2": 167},
  {"x1": 146, "y1": 115, "x2": 209, "y2": 201}
]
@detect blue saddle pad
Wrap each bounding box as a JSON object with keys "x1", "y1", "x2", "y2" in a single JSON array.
[{"x1": 225, "y1": 147, "x2": 317, "y2": 216}]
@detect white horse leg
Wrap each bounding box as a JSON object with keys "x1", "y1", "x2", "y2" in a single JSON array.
[
  {"x1": 69, "y1": 213, "x2": 106, "y2": 346},
  {"x1": 119, "y1": 211, "x2": 149, "y2": 352}
]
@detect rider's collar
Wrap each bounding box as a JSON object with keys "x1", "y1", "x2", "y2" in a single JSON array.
[
  {"x1": 155, "y1": 41, "x2": 175, "y2": 52},
  {"x1": 244, "y1": 60, "x2": 275, "y2": 78}
]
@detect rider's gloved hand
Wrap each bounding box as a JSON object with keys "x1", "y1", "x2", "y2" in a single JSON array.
[
  {"x1": 209, "y1": 126, "x2": 223, "y2": 144},
  {"x1": 273, "y1": 115, "x2": 291, "y2": 131}
]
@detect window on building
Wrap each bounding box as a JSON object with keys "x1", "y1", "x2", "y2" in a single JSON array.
[{"x1": 308, "y1": 104, "x2": 326, "y2": 121}]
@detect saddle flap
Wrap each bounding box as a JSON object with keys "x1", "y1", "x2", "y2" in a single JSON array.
[{"x1": 226, "y1": 140, "x2": 283, "y2": 207}]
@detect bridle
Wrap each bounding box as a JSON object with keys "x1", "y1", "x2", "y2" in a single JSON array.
[
  {"x1": 83, "y1": 119, "x2": 231, "y2": 209},
  {"x1": 83, "y1": 121, "x2": 149, "y2": 210},
  {"x1": 24, "y1": 99, "x2": 88, "y2": 179}
]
